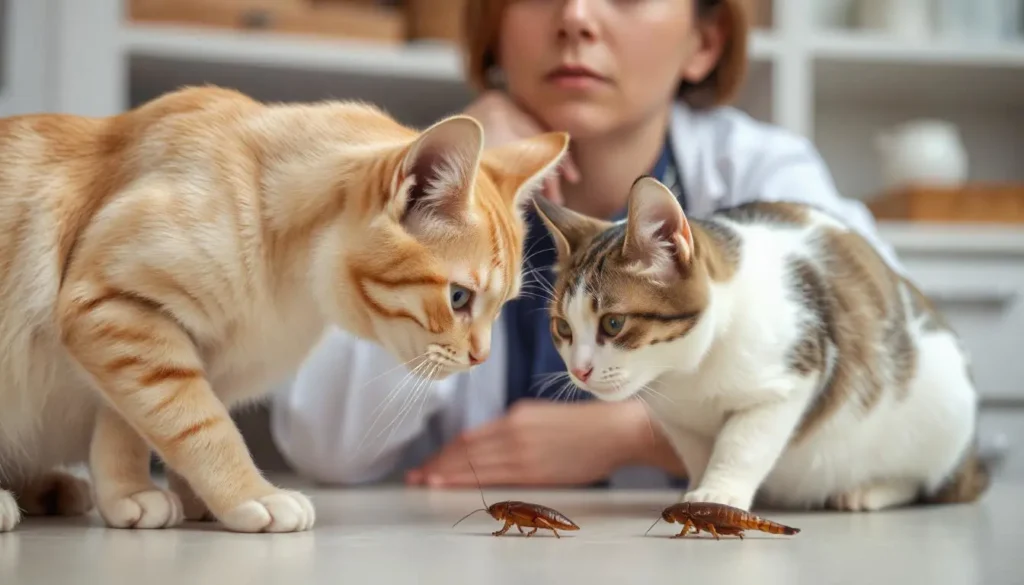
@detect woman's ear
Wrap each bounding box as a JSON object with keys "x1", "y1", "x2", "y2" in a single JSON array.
[{"x1": 679, "y1": 2, "x2": 730, "y2": 85}]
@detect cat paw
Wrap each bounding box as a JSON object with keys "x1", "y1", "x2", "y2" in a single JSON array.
[
  {"x1": 219, "y1": 490, "x2": 315, "y2": 533},
  {"x1": 0, "y1": 490, "x2": 21, "y2": 532},
  {"x1": 829, "y1": 481, "x2": 919, "y2": 512},
  {"x1": 682, "y1": 487, "x2": 752, "y2": 510},
  {"x1": 98, "y1": 489, "x2": 184, "y2": 529},
  {"x1": 18, "y1": 471, "x2": 94, "y2": 517}
]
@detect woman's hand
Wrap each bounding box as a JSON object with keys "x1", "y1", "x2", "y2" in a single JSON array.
[
  {"x1": 405, "y1": 399, "x2": 681, "y2": 487},
  {"x1": 462, "y1": 91, "x2": 579, "y2": 204}
]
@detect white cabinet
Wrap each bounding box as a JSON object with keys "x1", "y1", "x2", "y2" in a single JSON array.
[{"x1": 880, "y1": 222, "x2": 1024, "y2": 404}]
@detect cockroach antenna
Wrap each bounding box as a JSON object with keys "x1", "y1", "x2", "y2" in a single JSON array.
[
  {"x1": 644, "y1": 513, "x2": 664, "y2": 536},
  {"x1": 451, "y1": 451, "x2": 490, "y2": 529}
]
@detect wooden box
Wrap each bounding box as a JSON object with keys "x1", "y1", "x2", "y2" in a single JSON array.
[
  {"x1": 405, "y1": 0, "x2": 465, "y2": 43},
  {"x1": 867, "y1": 184, "x2": 1024, "y2": 224},
  {"x1": 129, "y1": 0, "x2": 406, "y2": 43}
]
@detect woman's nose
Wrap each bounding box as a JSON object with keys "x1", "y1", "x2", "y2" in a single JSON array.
[{"x1": 559, "y1": 0, "x2": 598, "y2": 41}]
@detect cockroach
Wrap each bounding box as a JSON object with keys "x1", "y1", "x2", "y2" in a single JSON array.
[
  {"x1": 644, "y1": 501, "x2": 800, "y2": 540},
  {"x1": 450, "y1": 457, "x2": 580, "y2": 538}
]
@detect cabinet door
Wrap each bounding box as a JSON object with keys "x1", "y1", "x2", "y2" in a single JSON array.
[
  {"x1": 888, "y1": 235, "x2": 1024, "y2": 404},
  {"x1": 0, "y1": 0, "x2": 54, "y2": 116}
]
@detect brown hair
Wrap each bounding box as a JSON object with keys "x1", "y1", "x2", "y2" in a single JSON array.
[{"x1": 461, "y1": 0, "x2": 750, "y2": 109}]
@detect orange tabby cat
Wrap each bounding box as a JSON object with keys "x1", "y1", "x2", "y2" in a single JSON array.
[{"x1": 0, "y1": 86, "x2": 568, "y2": 533}]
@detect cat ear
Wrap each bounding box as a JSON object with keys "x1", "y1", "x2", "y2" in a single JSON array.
[
  {"x1": 623, "y1": 175, "x2": 694, "y2": 280},
  {"x1": 390, "y1": 115, "x2": 484, "y2": 226},
  {"x1": 481, "y1": 131, "x2": 571, "y2": 211},
  {"x1": 532, "y1": 195, "x2": 610, "y2": 264}
]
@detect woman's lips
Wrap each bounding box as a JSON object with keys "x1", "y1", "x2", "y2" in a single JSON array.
[{"x1": 545, "y1": 65, "x2": 609, "y2": 90}]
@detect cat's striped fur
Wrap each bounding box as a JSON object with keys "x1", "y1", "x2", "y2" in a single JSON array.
[
  {"x1": 535, "y1": 176, "x2": 988, "y2": 511},
  {"x1": 0, "y1": 86, "x2": 568, "y2": 533}
]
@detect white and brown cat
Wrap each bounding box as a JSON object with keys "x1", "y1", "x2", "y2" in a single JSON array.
[
  {"x1": 535, "y1": 175, "x2": 988, "y2": 512},
  {"x1": 0, "y1": 86, "x2": 568, "y2": 532}
]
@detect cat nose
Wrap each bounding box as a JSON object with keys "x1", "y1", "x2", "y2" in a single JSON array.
[
  {"x1": 571, "y1": 366, "x2": 593, "y2": 382},
  {"x1": 469, "y1": 350, "x2": 489, "y2": 365}
]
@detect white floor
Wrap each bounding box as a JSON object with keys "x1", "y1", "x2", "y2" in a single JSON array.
[{"x1": 2, "y1": 476, "x2": 1022, "y2": 585}]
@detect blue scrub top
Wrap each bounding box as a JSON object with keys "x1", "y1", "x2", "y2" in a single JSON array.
[
  {"x1": 503, "y1": 138, "x2": 687, "y2": 407},
  {"x1": 499, "y1": 138, "x2": 690, "y2": 488}
]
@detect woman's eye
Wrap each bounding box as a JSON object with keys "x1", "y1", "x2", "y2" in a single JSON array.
[
  {"x1": 600, "y1": 313, "x2": 626, "y2": 337},
  {"x1": 450, "y1": 284, "x2": 473, "y2": 311},
  {"x1": 554, "y1": 317, "x2": 572, "y2": 338}
]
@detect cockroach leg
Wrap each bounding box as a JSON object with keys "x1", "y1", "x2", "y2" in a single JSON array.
[
  {"x1": 671, "y1": 519, "x2": 694, "y2": 539},
  {"x1": 517, "y1": 524, "x2": 525, "y2": 534},
  {"x1": 717, "y1": 527, "x2": 744, "y2": 539},
  {"x1": 492, "y1": 519, "x2": 513, "y2": 537},
  {"x1": 538, "y1": 517, "x2": 562, "y2": 538},
  {"x1": 707, "y1": 524, "x2": 721, "y2": 541},
  {"x1": 526, "y1": 527, "x2": 538, "y2": 537}
]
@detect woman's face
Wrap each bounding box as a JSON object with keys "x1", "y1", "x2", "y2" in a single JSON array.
[{"x1": 497, "y1": 0, "x2": 721, "y2": 139}]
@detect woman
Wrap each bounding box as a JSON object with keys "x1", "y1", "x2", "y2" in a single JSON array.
[{"x1": 269, "y1": 0, "x2": 901, "y2": 489}]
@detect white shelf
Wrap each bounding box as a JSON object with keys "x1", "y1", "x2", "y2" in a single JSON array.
[
  {"x1": 877, "y1": 221, "x2": 1024, "y2": 256},
  {"x1": 121, "y1": 23, "x2": 465, "y2": 83},
  {"x1": 120, "y1": 23, "x2": 475, "y2": 127},
  {"x1": 812, "y1": 32, "x2": 1024, "y2": 66},
  {"x1": 811, "y1": 32, "x2": 1024, "y2": 106},
  {"x1": 119, "y1": 22, "x2": 781, "y2": 127},
  {"x1": 122, "y1": 23, "x2": 781, "y2": 83}
]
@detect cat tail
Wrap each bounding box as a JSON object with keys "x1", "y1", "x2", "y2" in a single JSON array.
[{"x1": 921, "y1": 441, "x2": 992, "y2": 505}]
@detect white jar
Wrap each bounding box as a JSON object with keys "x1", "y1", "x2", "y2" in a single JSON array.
[
  {"x1": 875, "y1": 119, "x2": 970, "y2": 190},
  {"x1": 855, "y1": 0, "x2": 934, "y2": 39}
]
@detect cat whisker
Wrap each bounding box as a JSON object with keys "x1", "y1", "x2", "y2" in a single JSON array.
[
  {"x1": 519, "y1": 282, "x2": 555, "y2": 303},
  {"x1": 518, "y1": 281, "x2": 554, "y2": 299},
  {"x1": 411, "y1": 362, "x2": 441, "y2": 427},
  {"x1": 519, "y1": 260, "x2": 556, "y2": 298},
  {"x1": 515, "y1": 289, "x2": 551, "y2": 303},
  {"x1": 632, "y1": 394, "x2": 659, "y2": 445},
  {"x1": 533, "y1": 372, "x2": 571, "y2": 399},
  {"x1": 381, "y1": 362, "x2": 439, "y2": 456},
  {"x1": 571, "y1": 383, "x2": 586, "y2": 402},
  {"x1": 373, "y1": 361, "x2": 437, "y2": 459},
  {"x1": 356, "y1": 356, "x2": 431, "y2": 451},
  {"x1": 360, "y1": 358, "x2": 432, "y2": 452},
  {"x1": 639, "y1": 385, "x2": 678, "y2": 406},
  {"x1": 357, "y1": 352, "x2": 430, "y2": 394},
  {"x1": 521, "y1": 244, "x2": 555, "y2": 272},
  {"x1": 552, "y1": 379, "x2": 576, "y2": 403}
]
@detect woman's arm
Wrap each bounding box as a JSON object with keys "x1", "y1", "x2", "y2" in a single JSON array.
[
  {"x1": 406, "y1": 399, "x2": 687, "y2": 486},
  {"x1": 616, "y1": 401, "x2": 688, "y2": 476},
  {"x1": 269, "y1": 326, "x2": 466, "y2": 485}
]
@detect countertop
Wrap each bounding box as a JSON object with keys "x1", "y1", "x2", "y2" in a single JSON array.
[{"x1": 2, "y1": 476, "x2": 1021, "y2": 585}]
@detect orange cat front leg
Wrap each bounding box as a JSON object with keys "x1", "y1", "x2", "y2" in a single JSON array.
[
  {"x1": 61, "y1": 289, "x2": 314, "y2": 533},
  {"x1": 91, "y1": 406, "x2": 185, "y2": 529}
]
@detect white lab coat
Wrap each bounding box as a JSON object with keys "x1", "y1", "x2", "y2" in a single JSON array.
[{"x1": 268, "y1": 103, "x2": 903, "y2": 486}]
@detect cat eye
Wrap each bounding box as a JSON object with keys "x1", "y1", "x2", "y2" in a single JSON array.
[
  {"x1": 449, "y1": 284, "x2": 474, "y2": 312},
  {"x1": 553, "y1": 317, "x2": 572, "y2": 338},
  {"x1": 600, "y1": 314, "x2": 626, "y2": 337}
]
